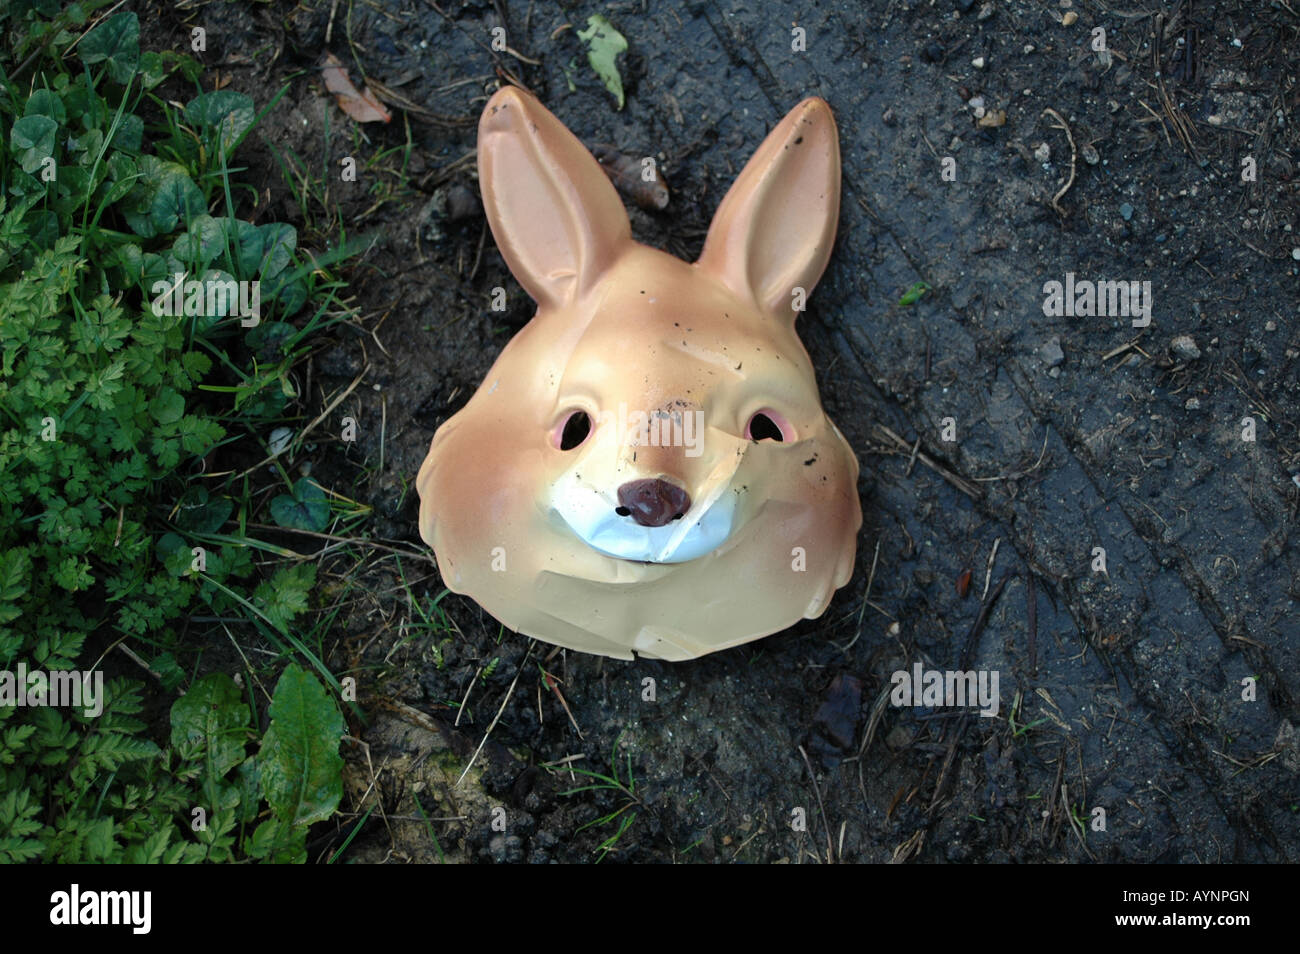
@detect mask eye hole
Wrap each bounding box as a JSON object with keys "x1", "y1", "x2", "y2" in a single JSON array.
[
  {"x1": 553, "y1": 410, "x2": 592, "y2": 450},
  {"x1": 746, "y1": 409, "x2": 793, "y2": 442}
]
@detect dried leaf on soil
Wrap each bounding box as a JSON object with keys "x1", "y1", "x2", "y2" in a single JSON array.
[{"x1": 319, "y1": 53, "x2": 391, "y2": 123}]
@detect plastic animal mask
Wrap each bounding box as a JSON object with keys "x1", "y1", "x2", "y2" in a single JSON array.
[{"x1": 417, "y1": 87, "x2": 861, "y2": 660}]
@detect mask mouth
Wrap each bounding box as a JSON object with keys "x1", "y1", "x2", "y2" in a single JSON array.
[{"x1": 552, "y1": 472, "x2": 737, "y2": 564}]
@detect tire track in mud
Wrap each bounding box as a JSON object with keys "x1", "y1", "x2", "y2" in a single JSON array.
[
  {"x1": 832, "y1": 298, "x2": 1289, "y2": 858},
  {"x1": 694, "y1": 0, "x2": 1289, "y2": 860},
  {"x1": 995, "y1": 352, "x2": 1296, "y2": 859}
]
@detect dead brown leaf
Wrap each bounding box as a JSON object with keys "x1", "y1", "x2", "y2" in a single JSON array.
[{"x1": 320, "y1": 52, "x2": 392, "y2": 124}]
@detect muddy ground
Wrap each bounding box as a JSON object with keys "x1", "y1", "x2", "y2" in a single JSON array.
[{"x1": 180, "y1": 0, "x2": 1298, "y2": 862}]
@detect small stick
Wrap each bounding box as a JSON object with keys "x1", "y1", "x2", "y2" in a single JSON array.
[
  {"x1": 981, "y1": 538, "x2": 1001, "y2": 601},
  {"x1": 457, "y1": 645, "x2": 533, "y2": 787},
  {"x1": 1027, "y1": 572, "x2": 1038, "y2": 677},
  {"x1": 875, "y1": 425, "x2": 982, "y2": 499},
  {"x1": 905, "y1": 437, "x2": 921, "y2": 477},
  {"x1": 798, "y1": 745, "x2": 836, "y2": 864},
  {"x1": 455, "y1": 666, "x2": 481, "y2": 727},
  {"x1": 1041, "y1": 108, "x2": 1077, "y2": 216}
]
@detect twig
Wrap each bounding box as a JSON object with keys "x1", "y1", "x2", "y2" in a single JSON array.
[
  {"x1": 835, "y1": 537, "x2": 881, "y2": 653},
  {"x1": 457, "y1": 644, "x2": 534, "y2": 787},
  {"x1": 981, "y1": 538, "x2": 1001, "y2": 602},
  {"x1": 1027, "y1": 571, "x2": 1038, "y2": 677},
  {"x1": 455, "y1": 666, "x2": 481, "y2": 727},
  {"x1": 1041, "y1": 108, "x2": 1077, "y2": 216},
  {"x1": 798, "y1": 745, "x2": 836, "y2": 864},
  {"x1": 875, "y1": 425, "x2": 982, "y2": 499}
]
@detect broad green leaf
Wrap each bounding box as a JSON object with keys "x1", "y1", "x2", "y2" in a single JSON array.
[
  {"x1": 170, "y1": 672, "x2": 250, "y2": 777},
  {"x1": 256, "y1": 222, "x2": 296, "y2": 280},
  {"x1": 110, "y1": 113, "x2": 143, "y2": 153},
  {"x1": 79, "y1": 12, "x2": 140, "y2": 85},
  {"x1": 155, "y1": 531, "x2": 192, "y2": 575},
  {"x1": 19, "y1": 210, "x2": 59, "y2": 251},
  {"x1": 120, "y1": 155, "x2": 167, "y2": 237},
  {"x1": 149, "y1": 387, "x2": 185, "y2": 425},
  {"x1": 10, "y1": 115, "x2": 57, "y2": 174},
  {"x1": 236, "y1": 756, "x2": 261, "y2": 823},
  {"x1": 175, "y1": 485, "x2": 233, "y2": 534},
  {"x1": 270, "y1": 478, "x2": 329, "y2": 532},
  {"x1": 229, "y1": 219, "x2": 265, "y2": 278},
  {"x1": 68, "y1": 128, "x2": 104, "y2": 166},
  {"x1": 149, "y1": 168, "x2": 205, "y2": 233},
  {"x1": 172, "y1": 215, "x2": 228, "y2": 270},
  {"x1": 185, "y1": 91, "x2": 255, "y2": 127},
  {"x1": 578, "y1": 15, "x2": 628, "y2": 110},
  {"x1": 24, "y1": 89, "x2": 66, "y2": 124},
  {"x1": 62, "y1": 82, "x2": 107, "y2": 128},
  {"x1": 259, "y1": 664, "x2": 344, "y2": 827},
  {"x1": 266, "y1": 275, "x2": 308, "y2": 316},
  {"x1": 185, "y1": 91, "x2": 256, "y2": 157}
]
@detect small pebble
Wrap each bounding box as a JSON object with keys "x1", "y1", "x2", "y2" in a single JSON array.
[
  {"x1": 1041, "y1": 336, "x2": 1065, "y2": 368},
  {"x1": 1034, "y1": 142, "x2": 1051, "y2": 163},
  {"x1": 1265, "y1": 320, "x2": 1277, "y2": 332},
  {"x1": 972, "y1": 56, "x2": 986, "y2": 68},
  {"x1": 1082, "y1": 143, "x2": 1100, "y2": 164},
  {"x1": 886, "y1": 726, "x2": 914, "y2": 750},
  {"x1": 1184, "y1": 397, "x2": 1201, "y2": 410},
  {"x1": 1062, "y1": 11, "x2": 1079, "y2": 26},
  {"x1": 1023, "y1": 44, "x2": 1036, "y2": 54},
  {"x1": 882, "y1": 107, "x2": 897, "y2": 126},
  {"x1": 1119, "y1": 202, "x2": 1134, "y2": 220},
  {"x1": 1170, "y1": 335, "x2": 1201, "y2": 361},
  {"x1": 978, "y1": 4, "x2": 995, "y2": 21},
  {"x1": 1291, "y1": 247, "x2": 1300, "y2": 260}
]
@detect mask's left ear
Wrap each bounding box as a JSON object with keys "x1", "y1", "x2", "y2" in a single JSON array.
[{"x1": 695, "y1": 98, "x2": 841, "y2": 322}]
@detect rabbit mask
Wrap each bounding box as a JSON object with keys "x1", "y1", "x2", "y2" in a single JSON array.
[{"x1": 417, "y1": 86, "x2": 861, "y2": 660}]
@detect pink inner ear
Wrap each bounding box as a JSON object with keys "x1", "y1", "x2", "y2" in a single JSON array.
[{"x1": 745, "y1": 408, "x2": 796, "y2": 442}]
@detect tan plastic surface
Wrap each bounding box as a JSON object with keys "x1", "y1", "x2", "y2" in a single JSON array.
[{"x1": 417, "y1": 86, "x2": 861, "y2": 660}]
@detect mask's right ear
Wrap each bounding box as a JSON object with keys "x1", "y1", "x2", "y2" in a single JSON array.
[{"x1": 477, "y1": 86, "x2": 632, "y2": 310}]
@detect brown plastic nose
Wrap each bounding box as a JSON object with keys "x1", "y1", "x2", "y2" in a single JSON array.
[{"x1": 616, "y1": 479, "x2": 691, "y2": 527}]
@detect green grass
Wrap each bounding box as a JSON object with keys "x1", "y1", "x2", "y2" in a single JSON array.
[
  {"x1": 558, "y1": 731, "x2": 643, "y2": 862},
  {"x1": 0, "y1": 3, "x2": 373, "y2": 862}
]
